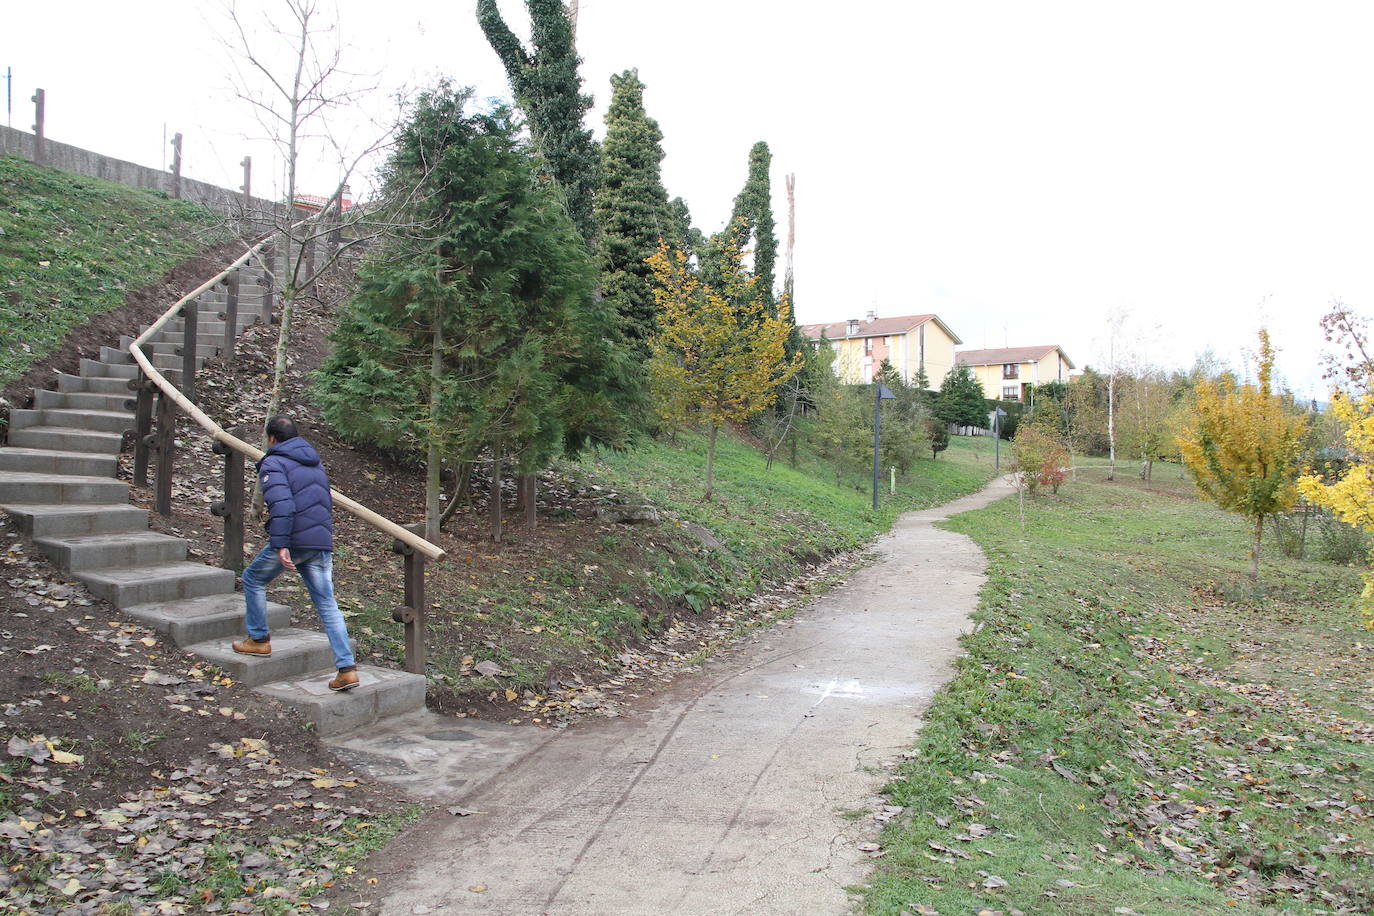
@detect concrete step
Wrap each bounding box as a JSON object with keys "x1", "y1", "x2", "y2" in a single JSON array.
[
  {"x1": 0, "y1": 447, "x2": 118, "y2": 476},
  {"x1": 23, "y1": 409, "x2": 132, "y2": 435},
  {"x1": 79, "y1": 359, "x2": 138, "y2": 381},
  {"x1": 56, "y1": 373, "x2": 135, "y2": 395},
  {"x1": 144, "y1": 340, "x2": 222, "y2": 359},
  {"x1": 34, "y1": 530, "x2": 188, "y2": 571},
  {"x1": 0, "y1": 471, "x2": 128, "y2": 504},
  {"x1": 7, "y1": 426, "x2": 124, "y2": 455},
  {"x1": 74, "y1": 562, "x2": 236, "y2": 608},
  {"x1": 99, "y1": 346, "x2": 131, "y2": 365},
  {"x1": 151, "y1": 352, "x2": 205, "y2": 372},
  {"x1": 187, "y1": 628, "x2": 348, "y2": 687},
  {"x1": 123, "y1": 593, "x2": 292, "y2": 646},
  {"x1": 255, "y1": 665, "x2": 427, "y2": 737},
  {"x1": 164, "y1": 314, "x2": 258, "y2": 336},
  {"x1": 0, "y1": 503, "x2": 148, "y2": 538},
  {"x1": 33, "y1": 389, "x2": 134, "y2": 413}
]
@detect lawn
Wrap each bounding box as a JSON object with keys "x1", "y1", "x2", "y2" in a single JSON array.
[
  {"x1": 866, "y1": 474, "x2": 1372, "y2": 915},
  {"x1": 0, "y1": 156, "x2": 229, "y2": 390}
]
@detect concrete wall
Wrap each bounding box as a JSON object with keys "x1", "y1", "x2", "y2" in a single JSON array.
[{"x1": 0, "y1": 124, "x2": 284, "y2": 218}]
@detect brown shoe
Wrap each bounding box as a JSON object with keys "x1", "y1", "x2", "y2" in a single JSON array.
[
  {"x1": 232, "y1": 637, "x2": 271, "y2": 657},
  {"x1": 328, "y1": 669, "x2": 359, "y2": 692}
]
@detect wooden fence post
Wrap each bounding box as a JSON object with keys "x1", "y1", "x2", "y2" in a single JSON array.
[
  {"x1": 130, "y1": 374, "x2": 154, "y2": 487},
  {"x1": 30, "y1": 89, "x2": 44, "y2": 166},
  {"x1": 170, "y1": 133, "x2": 182, "y2": 200},
  {"x1": 210, "y1": 441, "x2": 245, "y2": 571},
  {"x1": 390, "y1": 537, "x2": 427, "y2": 675},
  {"x1": 180, "y1": 299, "x2": 198, "y2": 404},
  {"x1": 261, "y1": 242, "x2": 276, "y2": 324},
  {"x1": 154, "y1": 392, "x2": 176, "y2": 517},
  {"x1": 222, "y1": 273, "x2": 239, "y2": 360}
]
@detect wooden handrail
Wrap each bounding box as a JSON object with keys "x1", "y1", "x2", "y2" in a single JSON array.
[{"x1": 129, "y1": 232, "x2": 446, "y2": 561}]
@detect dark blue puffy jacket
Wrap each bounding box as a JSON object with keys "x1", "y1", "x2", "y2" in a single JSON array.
[{"x1": 258, "y1": 437, "x2": 334, "y2": 551}]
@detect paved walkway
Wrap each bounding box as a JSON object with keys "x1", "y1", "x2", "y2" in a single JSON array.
[{"x1": 367, "y1": 477, "x2": 1015, "y2": 916}]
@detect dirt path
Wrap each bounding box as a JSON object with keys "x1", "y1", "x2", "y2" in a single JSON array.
[{"x1": 368, "y1": 477, "x2": 1015, "y2": 916}]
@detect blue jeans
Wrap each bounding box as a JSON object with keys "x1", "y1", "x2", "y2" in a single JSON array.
[{"x1": 243, "y1": 545, "x2": 355, "y2": 670}]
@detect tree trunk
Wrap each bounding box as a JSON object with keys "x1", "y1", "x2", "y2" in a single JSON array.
[
  {"x1": 439, "y1": 462, "x2": 465, "y2": 529},
  {"x1": 489, "y1": 449, "x2": 503, "y2": 543},
  {"x1": 1107, "y1": 369, "x2": 1116, "y2": 481},
  {"x1": 1250, "y1": 515, "x2": 1263, "y2": 586},
  {"x1": 521, "y1": 473, "x2": 537, "y2": 530},
  {"x1": 789, "y1": 430, "x2": 798, "y2": 468},
  {"x1": 704, "y1": 423, "x2": 719, "y2": 500},
  {"x1": 455, "y1": 461, "x2": 473, "y2": 506},
  {"x1": 1299, "y1": 502, "x2": 1309, "y2": 559},
  {"x1": 424, "y1": 306, "x2": 443, "y2": 543}
]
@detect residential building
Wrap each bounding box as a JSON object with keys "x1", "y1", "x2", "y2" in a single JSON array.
[
  {"x1": 799, "y1": 312, "x2": 963, "y2": 387},
  {"x1": 955, "y1": 345, "x2": 1076, "y2": 402}
]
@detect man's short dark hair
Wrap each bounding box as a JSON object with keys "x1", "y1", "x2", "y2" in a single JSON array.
[{"x1": 266, "y1": 416, "x2": 298, "y2": 442}]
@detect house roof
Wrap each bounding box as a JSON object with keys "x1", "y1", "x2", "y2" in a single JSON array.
[
  {"x1": 956, "y1": 345, "x2": 1076, "y2": 370},
  {"x1": 800, "y1": 314, "x2": 963, "y2": 345},
  {"x1": 293, "y1": 193, "x2": 356, "y2": 212}
]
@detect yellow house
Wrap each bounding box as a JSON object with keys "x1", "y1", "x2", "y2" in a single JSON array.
[
  {"x1": 956, "y1": 345, "x2": 1076, "y2": 402},
  {"x1": 799, "y1": 313, "x2": 963, "y2": 387}
]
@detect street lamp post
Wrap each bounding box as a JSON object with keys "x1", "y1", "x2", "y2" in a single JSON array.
[{"x1": 872, "y1": 379, "x2": 896, "y2": 511}]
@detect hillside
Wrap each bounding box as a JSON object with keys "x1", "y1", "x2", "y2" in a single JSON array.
[
  {"x1": 151, "y1": 285, "x2": 999, "y2": 722},
  {"x1": 866, "y1": 469, "x2": 1373, "y2": 915},
  {"x1": 0, "y1": 156, "x2": 233, "y2": 404}
]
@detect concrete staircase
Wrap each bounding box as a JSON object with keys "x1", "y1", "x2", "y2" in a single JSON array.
[{"x1": 0, "y1": 253, "x2": 425, "y2": 737}]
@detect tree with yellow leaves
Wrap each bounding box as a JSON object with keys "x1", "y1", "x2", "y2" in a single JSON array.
[
  {"x1": 647, "y1": 241, "x2": 802, "y2": 499},
  {"x1": 1177, "y1": 330, "x2": 1308, "y2": 585},
  {"x1": 1301, "y1": 304, "x2": 1374, "y2": 624}
]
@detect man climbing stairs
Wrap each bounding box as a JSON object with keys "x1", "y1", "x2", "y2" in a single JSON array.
[{"x1": 0, "y1": 253, "x2": 425, "y2": 736}]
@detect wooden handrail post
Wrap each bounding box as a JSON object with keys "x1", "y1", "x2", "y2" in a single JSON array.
[
  {"x1": 130, "y1": 374, "x2": 155, "y2": 487},
  {"x1": 390, "y1": 537, "x2": 427, "y2": 674},
  {"x1": 210, "y1": 440, "x2": 245, "y2": 571},
  {"x1": 154, "y1": 392, "x2": 176, "y2": 517},
  {"x1": 180, "y1": 299, "x2": 198, "y2": 404},
  {"x1": 304, "y1": 235, "x2": 316, "y2": 297},
  {"x1": 261, "y1": 242, "x2": 276, "y2": 324},
  {"x1": 223, "y1": 272, "x2": 240, "y2": 360}
]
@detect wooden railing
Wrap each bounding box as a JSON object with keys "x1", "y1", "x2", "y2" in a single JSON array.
[{"x1": 127, "y1": 230, "x2": 443, "y2": 673}]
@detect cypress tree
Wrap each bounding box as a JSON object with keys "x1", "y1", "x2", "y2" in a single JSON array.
[
  {"x1": 315, "y1": 85, "x2": 631, "y2": 539},
  {"x1": 935, "y1": 364, "x2": 991, "y2": 429},
  {"x1": 477, "y1": 0, "x2": 600, "y2": 244},
  {"x1": 593, "y1": 69, "x2": 670, "y2": 359}
]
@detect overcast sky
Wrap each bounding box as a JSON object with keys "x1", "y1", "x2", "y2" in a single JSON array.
[{"x1": 7, "y1": 0, "x2": 1369, "y2": 398}]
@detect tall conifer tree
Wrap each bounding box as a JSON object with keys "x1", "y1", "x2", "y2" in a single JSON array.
[
  {"x1": 594, "y1": 69, "x2": 670, "y2": 359},
  {"x1": 477, "y1": 0, "x2": 600, "y2": 244},
  {"x1": 316, "y1": 85, "x2": 632, "y2": 540}
]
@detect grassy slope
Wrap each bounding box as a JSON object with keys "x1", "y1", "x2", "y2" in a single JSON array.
[
  {"x1": 866, "y1": 469, "x2": 1372, "y2": 915},
  {"x1": 584, "y1": 431, "x2": 999, "y2": 594},
  {"x1": 335, "y1": 432, "x2": 998, "y2": 706},
  {"x1": 0, "y1": 156, "x2": 227, "y2": 389}
]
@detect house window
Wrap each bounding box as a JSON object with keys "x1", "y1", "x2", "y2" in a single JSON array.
[
  {"x1": 864, "y1": 337, "x2": 874, "y2": 355},
  {"x1": 1002, "y1": 363, "x2": 1018, "y2": 380},
  {"x1": 1001, "y1": 386, "x2": 1019, "y2": 401}
]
